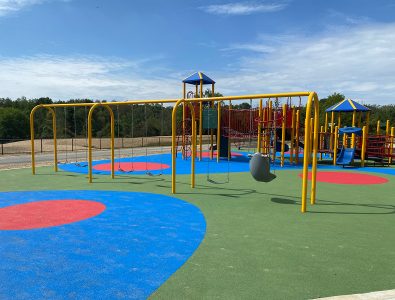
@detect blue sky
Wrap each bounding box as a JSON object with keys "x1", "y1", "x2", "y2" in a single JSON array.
[{"x1": 0, "y1": 0, "x2": 395, "y2": 104}]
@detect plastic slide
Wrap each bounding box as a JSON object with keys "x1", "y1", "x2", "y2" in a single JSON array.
[{"x1": 336, "y1": 147, "x2": 356, "y2": 166}]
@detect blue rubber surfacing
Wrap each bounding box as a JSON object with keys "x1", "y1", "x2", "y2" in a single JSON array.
[
  {"x1": 0, "y1": 190, "x2": 206, "y2": 300},
  {"x1": 58, "y1": 152, "x2": 395, "y2": 176}
]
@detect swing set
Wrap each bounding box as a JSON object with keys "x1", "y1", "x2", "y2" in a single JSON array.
[
  {"x1": 114, "y1": 103, "x2": 166, "y2": 176},
  {"x1": 30, "y1": 73, "x2": 320, "y2": 213},
  {"x1": 56, "y1": 105, "x2": 89, "y2": 168}
]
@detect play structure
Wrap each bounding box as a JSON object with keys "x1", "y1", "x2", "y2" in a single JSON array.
[
  {"x1": 316, "y1": 99, "x2": 395, "y2": 167},
  {"x1": 30, "y1": 72, "x2": 320, "y2": 213}
]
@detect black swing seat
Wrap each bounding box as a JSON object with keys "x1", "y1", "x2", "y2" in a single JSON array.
[{"x1": 249, "y1": 153, "x2": 276, "y2": 182}]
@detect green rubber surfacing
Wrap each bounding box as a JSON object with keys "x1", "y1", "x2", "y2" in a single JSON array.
[{"x1": 0, "y1": 167, "x2": 394, "y2": 299}]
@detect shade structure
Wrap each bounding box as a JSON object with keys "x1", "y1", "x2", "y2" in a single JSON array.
[
  {"x1": 183, "y1": 72, "x2": 215, "y2": 85},
  {"x1": 339, "y1": 127, "x2": 362, "y2": 136},
  {"x1": 325, "y1": 99, "x2": 370, "y2": 113}
]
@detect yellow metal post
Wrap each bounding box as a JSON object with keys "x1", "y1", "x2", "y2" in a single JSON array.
[
  {"x1": 48, "y1": 107, "x2": 58, "y2": 172},
  {"x1": 309, "y1": 117, "x2": 313, "y2": 164},
  {"x1": 280, "y1": 103, "x2": 286, "y2": 167},
  {"x1": 311, "y1": 93, "x2": 320, "y2": 205},
  {"x1": 228, "y1": 100, "x2": 232, "y2": 159},
  {"x1": 257, "y1": 99, "x2": 262, "y2": 153},
  {"x1": 272, "y1": 101, "x2": 277, "y2": 162},
  {"x1": 217, "y1": 101, "x2": 221, "y2": 162},
  {"x1": 182, "y1": 103, "x2": 186, "y2": 159},
  {"x1": 290, "y1": 106, "x2": 295, "y2": 163},
  {"x1": 265, "y1": 107, "x2": 270, "y2": 154},
  {"x1": 262, "y1": 107, "x2": 266, "y2": 154},
  {"x1": 182, "y1": 83, "x2": 186, "y2": 158},
  {"x1": 88, "y1": 103, "x2": 99, "y2": 183},
  {"x1": 338, "y1": 113, "x2": 341, "y2": 130},
  {"x1": 199, "y1": 99, "x2": 203, "y2": 160},
  {"x1": 211, "y1": 83, "x2": 215, "y2": 159},
  {"x1": 333, "y1": 126, "x2": 339, "y2": 165},
  {"x1": 191, "y1": 119, "x2": 196, "y2": 188},
  {"x1": 361, "y1": 126, "x2": 367, "y2": 167},
  {"x1": 295, "y1": 110, "x2": 300, "y2": 164},
  {"x1": 199, "y1": 80, "x2": 204, "y2": 160},
  {"x1": 329, "y1": 111, "x2": 334, "y2": 151},
  {"x1": 210, "y1": 101, "x2": 214, "y2": 160},
  {"x1": 377, "y1": 120, "x2": 380, "y2": 135},
  {"x1": 386, "y1": 120, "x2": 390, "y2": 136},
  {"x1": 269, "y1": 101, "x2": 273, "y2": 157},
  {"x1": 301, "y1": 94, "x2": 312, "y2": 212},
  {"x1": 172, "y1": 100, "x2": 180, "y2": 193},
  {"x1": 351, "y1": 110, "x2": 356, "y2": 148},
  {"x1": 320, "y1": 125, "x2": 323, "y2": 160}
]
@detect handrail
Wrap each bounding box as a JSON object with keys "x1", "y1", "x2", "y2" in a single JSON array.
[{"x1": 37, "y1": 92, "x2": 312, "y2": 108}]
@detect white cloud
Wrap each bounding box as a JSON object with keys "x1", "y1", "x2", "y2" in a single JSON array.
[
  {"x1": 0, "y1": 55, "x2": 180, "y2": 100},
  {"x1": 201, "y1": 1, "x2": 287, "y2": 15},
  {"x1": 1, "y1": 23, "x2": 395, "y2": 105},
  {"x1": 326, "y1": 9, "x2": 371, "y2": 26},
  {"x1": 213, "y1": 23, "x2": 395, "y2": 105},
  {"x1": 0, "y1": 0, "x2": 41, "y2": 15},
  {"x1": 0, "y1": 0, "x2": 66, "y2": 16},
  {"x1": 222, "y1": 43, "x2": 275, "y2": 53}
]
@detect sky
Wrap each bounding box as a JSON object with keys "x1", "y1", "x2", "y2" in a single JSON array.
[{"x1": 0, "y1": 0, "x2": 395, "y2": 104}]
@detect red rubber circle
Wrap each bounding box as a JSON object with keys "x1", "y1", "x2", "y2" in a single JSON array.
[
  {"x1": 0, "y1": 200, "x2": 106, "y2": 230},
  {"x1": 298, "y1": 171, "x2": 388, "y2": 185},
  {"x1": 94, "y1": 162, "x2": 170, "y2": 172}
]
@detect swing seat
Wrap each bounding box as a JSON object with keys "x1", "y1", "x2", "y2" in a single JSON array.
[{"x1": 249, "y1": 153, "x2": 276, "y2": 182}]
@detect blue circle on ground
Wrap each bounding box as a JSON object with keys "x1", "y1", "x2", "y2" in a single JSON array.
[{"x1": 0, "y1": 190, "x2": 206, "y2": 299}]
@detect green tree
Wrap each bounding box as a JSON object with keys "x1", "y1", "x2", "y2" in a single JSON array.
[{"x1": 0, "y1": 108, "x2": 29, "y2": 141}]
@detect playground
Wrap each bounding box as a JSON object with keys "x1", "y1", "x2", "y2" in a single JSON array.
[{"x1": 1, "y1": 72, "x2": 395, "y2": 299}]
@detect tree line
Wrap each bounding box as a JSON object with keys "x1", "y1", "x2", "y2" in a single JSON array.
[
  {"x1": 0, "y1": 93, "x2": 394, "y2": 142},
  {"x1": 0, "y1": 97, "x2": 177, "y2": 142}
]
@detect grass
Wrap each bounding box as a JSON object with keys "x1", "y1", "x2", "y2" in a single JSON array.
[{"x1": 0, "y1": 166, "x2": 394, "y2": 299}]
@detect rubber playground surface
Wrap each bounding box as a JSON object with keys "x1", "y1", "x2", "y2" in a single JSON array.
[{"x1": 1, "y1": 151, "x2": 395, "y2": 299}]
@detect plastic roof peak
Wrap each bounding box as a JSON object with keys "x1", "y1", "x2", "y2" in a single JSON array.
[
  {"x1": 183, "y1": 72, "x2": 215, "y2": 85},
  {"x1": 325, "y1": 99, "x2": 370, "y2": 112}
]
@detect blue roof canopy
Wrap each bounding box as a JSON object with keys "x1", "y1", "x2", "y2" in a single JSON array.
[
  {"x1": 339, "y1": 127, "x2": 362, "y2": 136},
  {"x1": 183, "y1": 72, "x2": 215, "y2": 85},
  {"x1": 325, "y1": 99, "x2": 370, "y2": 113}
]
